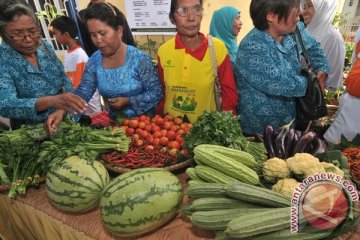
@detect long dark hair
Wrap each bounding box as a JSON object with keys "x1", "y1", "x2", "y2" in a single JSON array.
[{"x1": 84, "y1": 2, "x2": 135, "y2": 46}]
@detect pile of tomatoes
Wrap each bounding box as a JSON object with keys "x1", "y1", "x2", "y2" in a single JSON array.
[{"x1": 117, "y1": 114, "x2": 191, "y2": 157}]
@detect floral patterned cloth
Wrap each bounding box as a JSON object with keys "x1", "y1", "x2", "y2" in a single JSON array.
[
  {"x1": 0, "y1": 39, "x2": 73, "y2": 128},
  {"x1": 234, "y1": 23, "x2": 329, "y2": 135},
  {"x1": 75, "y1": 45, "x2": 162, "y2": 119}
]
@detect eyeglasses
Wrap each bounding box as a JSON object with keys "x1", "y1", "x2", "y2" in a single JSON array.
[
  {"x1": 176, "y1": 6, "x2": 203, "y2": 17},
  {"x1": 5, "y1": 29, "x2": 40, "y2": 41}
]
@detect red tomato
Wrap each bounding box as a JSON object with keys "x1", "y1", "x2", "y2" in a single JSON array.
[
  {"x1": 126, "y1": 128, "x2": 134, "y2": 136},
  {"x1": 152, "y1": 125, "x2": 161, "y2": 133},
  {"x1": 135, "y1": 128, "x2": 143, "y2": 134},
  {"x1": 138, "y1": 121, "x2": 146, "y2": 129},
  {"x1": 140, "y1": 130, "x2": 149, "y2": 139},
  {"x1": 132, "y1": 133, "x2": 140, "y2": 140},
  {"x1": 175, "y1": 135, "x2": 184, "y2": 144},
  {"x1": 176, "y1": 129, "x2": 185, "y2": 136},
  {"x1": 170, "y1": 125, "x2": 179, "y2": 132},
  {"x1": 168, "y1": 148, "x2": 178, "y2": 157},
  {"x1": 144, "y1": 145, "x2": 154, "y2": 151},
  {"x1": 164, "y1": 114, "x2": 174, "y2": 121},
  {"x1": 145, "y1": 125, "x2": 152, "y2": 133},
  {"x1": 153, "y1": 131, "x2": 162, "y2": 139},
  {"x1": 168, "y1": 141, "x2": 181, "y2": 150},
  {"x1": 155, "y1": 117, "x2": 165, "y2": 126},
  {"x1": 129, "y1": 119, "x2": 139, "y2": 129},
  {"x1": 153, "y1": 138, "x2": 161, "y2": 146},
  {"x1": 163, "y1": 121, "x2": 173, "y2": 130},
  {"x1": 160, "y1": 129, "x2": 168, "y2": 137},
  {"x1": 120, "y1": 125, "x2": 128, "y2": 132},
  {"x1": 139, "y1": 115, "x2": 150, "y2": 122},
  {"x1": 122, "y1": 119, "x2": 130, "y2": 126},
  {"x1": 135, "y1": 139, "x2": 144, "y2": 147},
  {"x1": 146, "y1": 135, "x2": 154, "y2": 144},
  {"x1": 160, "y1": 136, "x2": 169, "y2": 146},
  {"x1": 174, "y1": 117, "x2": 183, "y2": 126},
  {"x1": 180, "y1": 123, "x2": 187, "y2": 129},
  {"x1": 180, "y1": 149, "x2": 189, "y2": 157},
  {"x1": 166, "y1": 130, "x2": 176, "y2": 141}
]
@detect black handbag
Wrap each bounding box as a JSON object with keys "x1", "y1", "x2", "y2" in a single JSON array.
[{"x1": 293, "y1": 26, "x2": 327, "y2": 122}]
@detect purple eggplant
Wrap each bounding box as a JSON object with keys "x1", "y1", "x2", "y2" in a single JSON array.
[
  {"x1": 263, "y1": 125, "x2": 276, "y2": 158},
  {"x1": 285, "y1": 128, "x2": 296, "y2": 158},
  {"x1": 293, "y1": 131, "x2": 317, "y2": 154},
  {"x1": 310, "y1": 138, "x2": 327, "y2": 156},
  {"x1": 275, "y1": 127, "x2": 288, "y2": 159}
]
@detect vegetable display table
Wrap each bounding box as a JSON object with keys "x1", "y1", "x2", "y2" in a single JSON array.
[
  {"x1": 0, "y1": 171, "x2": 359, "y2": 240},
  {"x1": 0, "y1": 172, "x2": 213, "y2": 240}
]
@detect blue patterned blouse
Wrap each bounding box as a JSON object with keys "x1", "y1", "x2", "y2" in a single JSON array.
[
  {"x1": 234, "y1": 23, "x2": 329, "y2": 135},
  {"x1": 75, "y1": 45, "x2": 162, "y2": 119},
  {"x1": 0, "y1": 39, "x2": 73, "y2": 128}
]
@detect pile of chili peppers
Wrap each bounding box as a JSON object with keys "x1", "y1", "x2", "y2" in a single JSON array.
[
  {"x1": 102, "y1": 141, "x2": 178, "y2": 169},
  {"x1": 342, "y1": 147, "x2": 360, "y2": 183}
]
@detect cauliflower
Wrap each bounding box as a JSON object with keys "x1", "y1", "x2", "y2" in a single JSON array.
[
  {"x1": 272, "y1": 178, "x2": 300, "y2": 198},
  {"x1": 262, "y1": 157, "x2": 290, "y2": 182},
  {"x1": 286, "y1": 153, "x2": 325, "y2": 179},
  {"x1": 321, "y1": 162, "x2": 344, "y2": 178}
]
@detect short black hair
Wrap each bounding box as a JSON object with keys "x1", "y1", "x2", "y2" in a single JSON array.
[
  {"x1": 50, "y1": 16, "x2": 77, "y2": 38},
  {"x1": 169, "y1": 0, "x2": 203, "y2": 21},
  {"x1": 250, "y1": 0, "x2": 299, "y2": 31},
  {"x1": 84, "y1": 2, "x2": 135, "y2": 46}
]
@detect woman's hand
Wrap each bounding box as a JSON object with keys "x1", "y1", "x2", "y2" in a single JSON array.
[
  {"x1": 45, "y1": 109, "x2": 65, "y2": 134},
  {"x1": 108, "y1": 97, "x2": 129, "y2": 110},
  {"x1": 52, "y1": 93, "x2": 87, "y2": 114},
  {"x1": 316, "y1": 71, "x2": 327, "y2": 91}
]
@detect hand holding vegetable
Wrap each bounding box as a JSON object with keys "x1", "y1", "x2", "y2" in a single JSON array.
[
  {"x1": 108, "y1": 97, "x2": 129, "y2": 110},
  {"x1": 51, "y1": 92, "x2": 87, "y2": 114}
]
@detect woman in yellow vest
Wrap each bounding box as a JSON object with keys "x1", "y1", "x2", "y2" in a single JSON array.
[{"x1": 156, "y1": 0, "x2": 238, "y2": 123}]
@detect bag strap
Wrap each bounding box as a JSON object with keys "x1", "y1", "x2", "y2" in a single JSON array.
[
  {"x1": 207, "y1": 34, "x2": 222, "y2": 111},
  {"x1": 294, "y1": 26, "x2": 312, "y2": 70}
]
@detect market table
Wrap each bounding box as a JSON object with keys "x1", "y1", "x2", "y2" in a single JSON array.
[
  {"x1": 0, "y1": 171, "x2": 359, "y2": 240},
  {"x1": 0, "y1": 171, "x2": 214, "y2": 240}
]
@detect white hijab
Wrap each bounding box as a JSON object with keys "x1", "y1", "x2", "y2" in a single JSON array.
[
  {"x1": 301, "y1": 0, "x2": 345, "y2": 90},
  {"x1": 300, "y1": 0, "x2": 338, "y2": 43}
]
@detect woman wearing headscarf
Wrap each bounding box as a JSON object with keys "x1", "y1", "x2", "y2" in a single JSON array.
[
  {"x1": 301, "y1": 0, "x2": 345, "y2": 90},
  {"x1": 209, "y1": 6, "x2": 242, "y2": 65}
]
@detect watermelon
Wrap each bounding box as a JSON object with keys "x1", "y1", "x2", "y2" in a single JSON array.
[
  {"x1": 100, "y1": 168, "x2": 184, "y2": 237},
  {"x1": 46, "y1": 156, "x2": 110, "y2": 213}
]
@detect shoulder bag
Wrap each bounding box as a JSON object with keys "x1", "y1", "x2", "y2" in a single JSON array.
[{"x1": 293, "y1": 26, "x2": 327, "y2": 122}]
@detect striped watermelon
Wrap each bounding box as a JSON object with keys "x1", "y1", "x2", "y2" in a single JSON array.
[
  {"x1": 46, "y1": 156, "x2": 110, "y2": 213},
  {"x1": 100, "y1": 168, "x2": 183, "y2": 237}
]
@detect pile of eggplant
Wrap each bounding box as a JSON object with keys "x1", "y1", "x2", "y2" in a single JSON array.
[{"x1": 263, "y1": 125, "x2": 326, "y2": 159}]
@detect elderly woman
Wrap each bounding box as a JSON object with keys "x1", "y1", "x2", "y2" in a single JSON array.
[
  {"x1": 234, "y1": 0, "x2": 329, "y2": 135},
  {"x1": 156, "y1": 0, "x2": 238, "y2": 123},
  {"x1": 0, "y1": 0, "x2": 86, "y2": 130},
  {"x1": 301, "y1": 0, "x2": 345, "y2": 90},
  {"x1": 46, "y1": 3, "x2": 162, "y2": 132},
  {"x1": 209, "y1": 6, "x2": 242, "y2": 65}
]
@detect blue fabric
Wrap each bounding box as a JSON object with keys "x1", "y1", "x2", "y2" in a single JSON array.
[
  {"x1": 234, "y1": 23, "x2": 329, "y2": 135},
  {"x1": 210, "y1": 6, "x2": 240, "y2": 64},
  {"x1": 75, "y1": 45, "x2": 162, "y2": 119},
  {"x1": 0, "y1": 39, "x2": 73, "y2": 127}
]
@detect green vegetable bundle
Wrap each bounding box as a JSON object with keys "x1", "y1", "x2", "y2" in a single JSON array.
[{"x1": 184, "y1": 111, "x2": 267, "y2": 163}]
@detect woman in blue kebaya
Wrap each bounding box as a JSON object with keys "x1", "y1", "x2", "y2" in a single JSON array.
[
  {"x1": 0, "y1": 0, "x2": 86, "y2": 130},
  {"x1": 234, "y1": 0, "x2": 329, "y2": 135},
  {"x1": 46, "y1": 3, "x2": 162, "y2": 132},
  {"x1": 209, "y1": 6, "x2": 242, "y2": 65}
]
